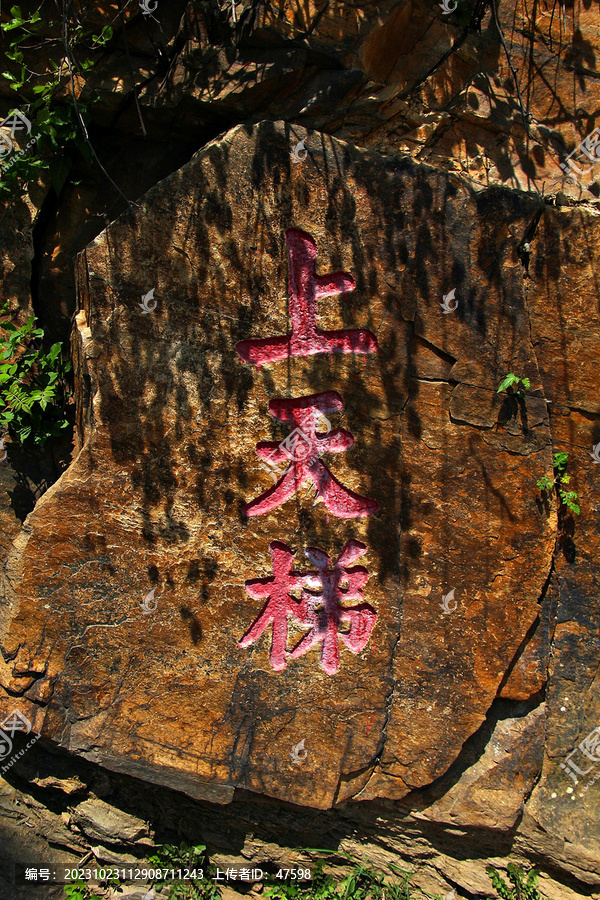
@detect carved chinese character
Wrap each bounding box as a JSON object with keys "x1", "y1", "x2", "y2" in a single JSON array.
[
  {"x1": 243, "y1": 391, "x2": 378, "y2": 518},
  {"x1": 238, "y1": 541, "x2": 307, "y2": 671},
  {"x1": 289, "y1": 540, "x2": 376, "y2": 675},
  {"x1": 236, "y1": 228, "x2": 377, "y2": 368},
  {"x1": 239, "y1": 540, "x2": 376, "y2": 674}
]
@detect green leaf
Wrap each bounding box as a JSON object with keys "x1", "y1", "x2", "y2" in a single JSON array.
[
  {"x1": 553, "y1": 451, "x2": 569, "y2": 470},
  {"x1": 497, "y1": 373, "x2": 519, "y2": 393},
  {"x1": 521, "y1": 377, "x2": 530, "y2": 390}
]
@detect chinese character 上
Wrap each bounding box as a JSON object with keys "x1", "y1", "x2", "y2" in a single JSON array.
[{"x1": 236, "y1": 228, "x2": 377, "y2": 368}]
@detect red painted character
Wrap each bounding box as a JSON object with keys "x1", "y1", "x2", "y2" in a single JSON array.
[
  {"x1": 238, "y1": 541, "x2": 306, "y2": 671},
  {"x1": 239, "y1": 540, "x2": 376, "y2": 675},
  {"x1": 242, "y1": 391, "x2": 378, "y2": 519},
  {"x1": 236, "y1": 227, "x2": 377, "y2": 368},
  {"x1": 289, "y1": 540, "x2": 376, "y2": 675}
]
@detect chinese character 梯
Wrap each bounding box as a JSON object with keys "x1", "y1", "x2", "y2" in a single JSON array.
[{"x1": 239, "y1": 540, "x2": 376, "y2": 674}]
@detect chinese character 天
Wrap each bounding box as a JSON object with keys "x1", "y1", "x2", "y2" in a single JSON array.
[{"x1": 243, "y1": 392, "x2": 378, "y2": 519}]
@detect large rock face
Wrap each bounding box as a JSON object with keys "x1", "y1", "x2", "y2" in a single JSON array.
[
  {"x1": 0, "y1": 3, "x2": 599, "y2": 896},
  {"x1": 0, "y1": 120, "x2": 559, "y2": 811}
]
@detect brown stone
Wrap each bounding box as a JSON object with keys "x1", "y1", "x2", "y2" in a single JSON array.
[
  {"x1": 514, "y1": 206, "x2": 600, "y2": 876},
  {"x1": 416, "y1": 705, "x2": 545, "y2": 830},
  {"x1": 70, "y1": 797, "x2": 154, "y2": 847},
  {"x1": 0, "y1": 121, "x2": 556, "y2": 810}
]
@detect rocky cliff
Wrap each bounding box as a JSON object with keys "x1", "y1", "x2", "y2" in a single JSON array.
[{"x1": 0, "y1": 2, "x2": 599, "y2": 899}]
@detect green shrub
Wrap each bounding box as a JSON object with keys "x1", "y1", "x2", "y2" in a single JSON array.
[
  {"x1": 0, "y1": 302, "x2": 71, "y2": 445},
  {"x1": 148, "y1": 842, "x2": 222, "y2": 900},
  {"x1": 537, "y1": 451, "x2": 580, "y2": 515},
  {"x1": 0, "y1": 4, "x2": 112, "y2": 200},
  {"x1": 487, "y1": 863, "x2": 542, "y2": 900},
  {"x1": 265, "y1": 860, "x2": 415, "y2": 900},
  {"x1": 63, "y1": 879, "x2": 95, "y2": 900}
]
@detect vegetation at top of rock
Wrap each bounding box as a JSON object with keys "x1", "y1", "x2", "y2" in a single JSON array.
[
  {"x1": 537, "y1": 451, "x2": 580, "y2": 515},
  {"x1": 487, "y1": 863, "x2": 542, "y2": 900},
  {"x1": 0, "y1": 301, "x2": 72, "y2": 445},
  {"x1": 496, "y1": 373, "x2": 531, "y2": 397},
  {"x1": 0, "y1": 4, "x2": 113, "y2": 199}
]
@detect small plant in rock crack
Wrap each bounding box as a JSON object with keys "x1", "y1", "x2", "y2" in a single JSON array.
[
  {"x1": 497, "y1": 373, "x2": 530, "y2": 398},
  {"x1": 537, "y1": 452, "x2": 580, "y2": 515},
  {"x1": 487, "y1": 863, "x2": 542, "y2": 900},
  {"x1": 148, "y1": 842, "x2": 221, "y2": 899},
  {"x1": 63, "y1": 878, "x2": 97, "y2": 900},
  {"x1": 0, "y1": 301, "x2": 72, "y2": 445}
]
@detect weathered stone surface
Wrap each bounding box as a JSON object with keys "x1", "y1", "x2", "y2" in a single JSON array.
[
  {"x1": 416, "y1": 704, "x2": 545, "y2": 830},
  {"x1": 1, "y1": 3, "x2": 600, "y2": 883},
  {"x1": 0, "y1": 723, "x2": 596, "y2": 900},
  {"x1": 30, "y1": 774, "x2": 86, "y2": 795},
  {"x1": 0, "y1": 120, "x2": 555, "y2": 811},
  {"x1": 511, "y1": 207, "x2": 600, "y2": 882},
  {"x1": 70, "y1": 797, "x2": 154, "y2": 847},
  {"x1": 499, "y1": 578, "x2": 555, "y2": 701},
  {"x1": 69, "y1": 0, "x2": 600, "y2": 201},
  {"x1": 5, "y1": 0, "x2": 596, "y2": 209}
]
